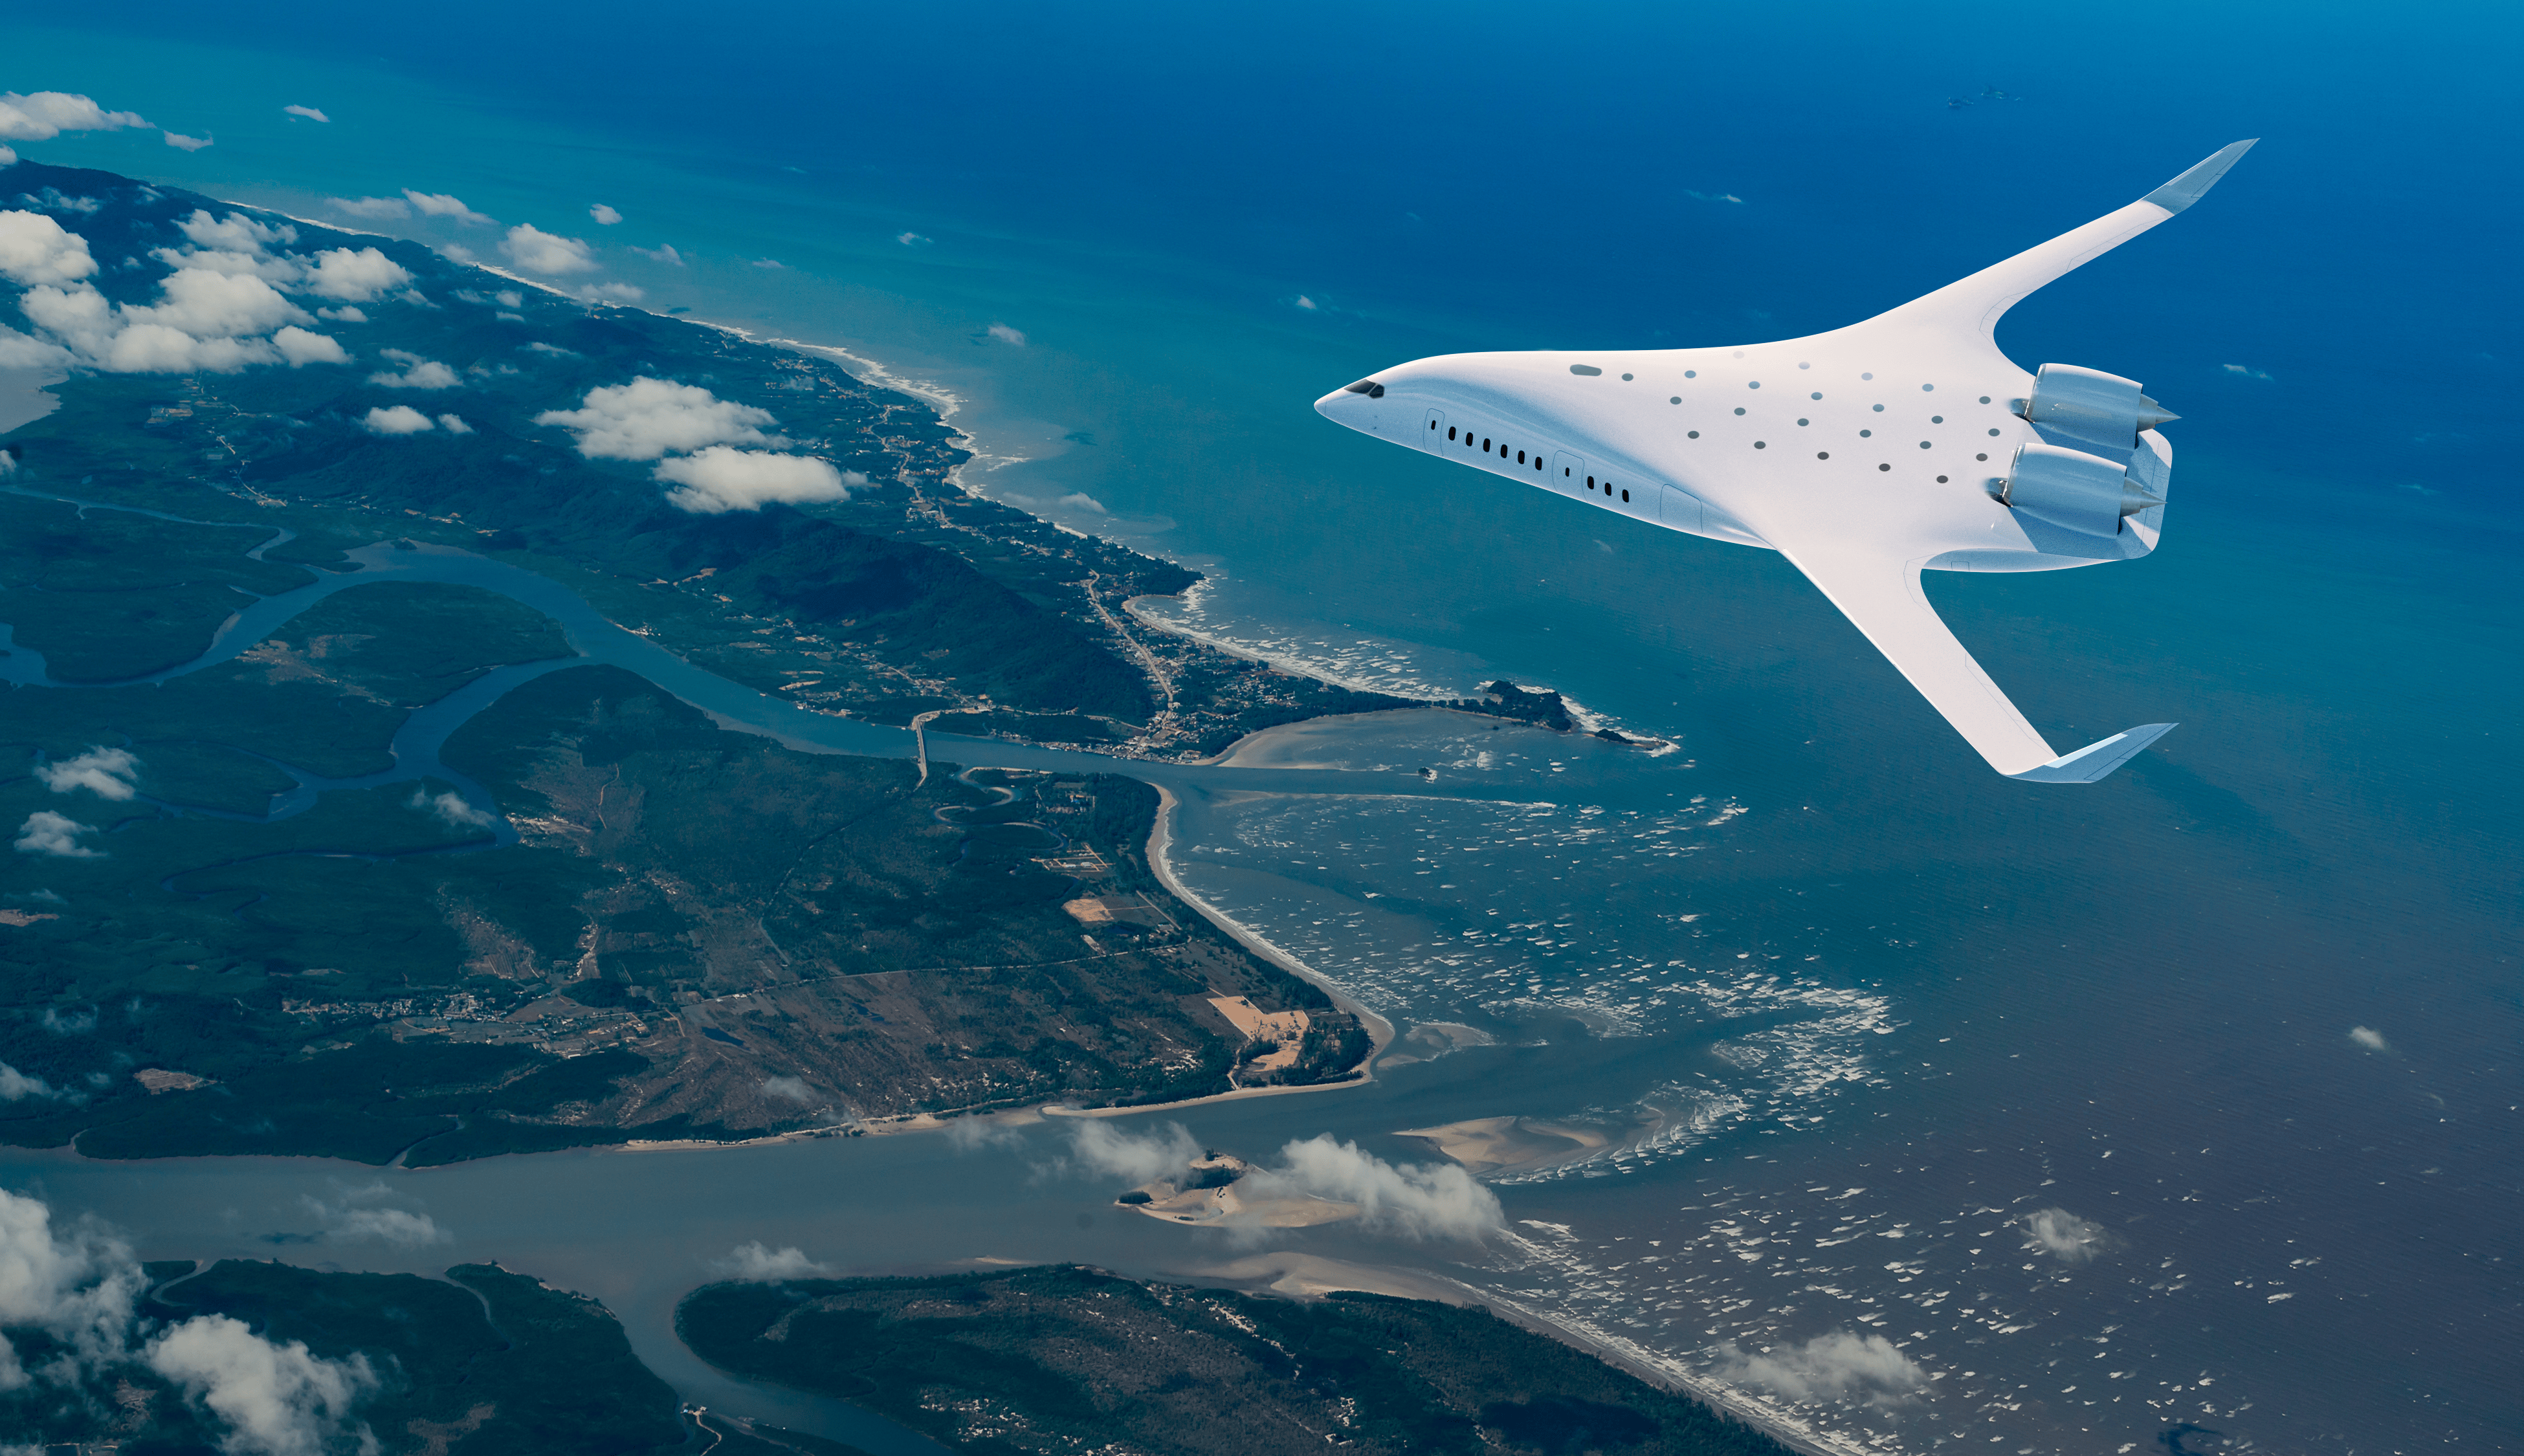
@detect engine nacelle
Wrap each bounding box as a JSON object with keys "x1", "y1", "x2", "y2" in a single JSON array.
[
  {"x1": 1994, "y1": 442, "x2": 2164, "y2": 539},
  {"x1": 2019, "y1": 362, "x2": 2176, "y2": 462}
]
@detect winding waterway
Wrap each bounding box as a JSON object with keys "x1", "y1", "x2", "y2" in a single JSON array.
[{"x1": 6, "y1": 499, "x2": 2510, "y2": 1456}]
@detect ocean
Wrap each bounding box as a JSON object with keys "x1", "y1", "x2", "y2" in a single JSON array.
[{"x1": 3, "y1": 3, "x2": 2518, "y2": 1451}]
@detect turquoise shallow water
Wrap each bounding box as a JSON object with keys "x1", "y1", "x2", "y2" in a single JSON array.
[{"x1": 3, "y1": 6, "x2": 2519, "y2": 1451}]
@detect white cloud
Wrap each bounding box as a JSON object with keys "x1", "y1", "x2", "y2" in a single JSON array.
[
  {"x1": 1716, "y1": 1330, "x2": 1926, "y2": 1404},
  {"x1": 657, "y1": 447, "x2": 847, "y2": 514},
  {"x1": 0, "y1": 92, "x2": 149, "y2": 142},
  {"x1": 315, "y1": 305, "x2": 366, "y2": 324},
  {"x1": 17, "y1": 186, "x2": 98, "y2": 214},
  {"x1": 714, "y1": 1241, "x2": 832, "y2": 1281},
  {"x1": 1068, "y1": 1120, "x2": 1201, "y2": 1185},
  {"x1": 177, "y1": 210, "x2": 294, "y2": 254},
  {"x1": 588, "y1": 203, "x2": 621, "y2": 225},
  {"x1": 436, "y1": 414, "x2": 472, "y2": 434},
  {"x1": 282, "y1": 104, "x2": 331, "y2": 123},
  {"x1": 1243, "y1": 1134, "x2": 1503, "y2": 1241},
  {"x1": 501, "y1": 223, "x2": 595, "y2": 274},
  {"x1": 2022, "y1": 1206, "x2": 2111, "y2": 1263},
  {"x1": 151, "y1": 246, "x2": 302, "y2": 285},
  {"x1": 494, "y1": 290, "x2": 522, "y2": 307},
  {"x1": 366, "y1": 349, "x2": 459, "y2": 390},
  {"x1": 271, "y1": 326, "x2": 347, "y2": 367},
  {"x1": 13, "y1": 226, "x2": 364, "y2": 371},
  {"x1": 162, "y1": 131, "x2": 214, "y2": 152},
  {"x1": 0, "y1": 209, "x2": 96, "y2": 285},
  {"x1": 301, "y1": 247, "x2": 410, "y2": 302},
  {"x1": 1686, "y1": 190, "x2": 1746, "y2": 204},
  {"x1": 0, "y1": 1188, "x2": 385, "y2": 1454},
  {"x1": 632, "y1": 243, "x2": 683, "y2": 266},
  {"x1": 761, "y1": 1075, "x2": 814, "y2": 1103},
  {"x1": 0, "y1": 146, "x2": 14, "y2": 167},
  {"x1": 0, "y1": 1061, "x2": 76, "y2": 1102},
  {"x1": 403, "y1": 190, "x2": 491, "y2": 225},
  {"x1": 1293, "y1": 295, "x2": 1317, "y2": 311},
  {"x1": 126, "y1": 269, "x2": 310, "y2": 340},
  {"x1": 94, "y1": 322, "x2": 278, "y2": 375},
  {"x1": 327, "y1": 195, "x2": 408, "y2": 220},
  {"x1": 537, "y1": 377, "x2": 778, "y2": 460},
  {"x1": 300, "y1": 1189, "x2": 449, "y2": 1248},
  {"x1": 945, "y1": 1116, "x2": 1025, "y2": 1152},
  {"x1": 407, "y1": 787, "x2": 492, "y2": 826},
  {"x1": 2222, "y1": 363, "x2": 2274, "y2": 381},
  {"x1": 896, "y1": 232, "x2": 929, "y2": 247},
  {"x1": 0, "y1": 328, "x2": 65, "y2": 368},
  {"x1": 360, "y1": 405, "x2": 434, "y2": 435},
  {"x1": 750, "y1": 258, "x2": 785, "y2": 270},
  {"x1": 35, "y1": 747, "x2": 139, "y2": 800},
  {"x1": 2349, "y1": 1026, "x2": 2389, "y2": 1052},
  {"x1": 0, "y1": 448, "x2": 14, "y2": 475},
  {"x1": 148, "y1": 1315, "x2": 377, "y2": 1456},
  {"x1": 988, "y1": 322, "x2": 1026, "y2": 346},
  {"x1": 38, "y1": 1006, "x2": 94, "y2": 1035},
  {"x1": 14, "y1": 811, "x2": 100, "y2": 857},
  {"x1": 0, "y1": 1187, "x2": 143, "y2": 1385},
  {"x1": 1057, "y1": 492, "x2": 1107, "y2": 514},
  {"x1": 580, "y1": 281, "x2": 643, "y2": 304}
]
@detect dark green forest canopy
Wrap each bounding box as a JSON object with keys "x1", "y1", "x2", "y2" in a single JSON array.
[
  {"x1": 0, "y1": 159, "x2": 1173, "y2": 720},
  {"x1": 678, "y1": 1264, "x2": 1797, "y2": 1456},
  {"x1": 3, "y1": 1256, "x2": 702, "y2": 1454}
]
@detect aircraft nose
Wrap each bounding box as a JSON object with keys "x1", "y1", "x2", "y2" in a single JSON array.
[{"x1": 1316, "y1": 377, "x2": 1386, "y2": 422}]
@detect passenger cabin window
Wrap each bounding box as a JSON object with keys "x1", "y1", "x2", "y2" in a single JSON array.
[{"x1": 1448, "y1": 426, "x2": 1457, "y2": 440}]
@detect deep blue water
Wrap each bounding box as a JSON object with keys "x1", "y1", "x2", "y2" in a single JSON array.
[{"x1": 3, "y1": 5, "x2": 2519, "y2": 1453}]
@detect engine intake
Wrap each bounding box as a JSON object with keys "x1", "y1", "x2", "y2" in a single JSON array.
[
  {"x1": 2020, "y1": 362, "x2": 2175, "y2": 462},
  {"x1": 1993, "y1": 442, "x2": 2164, "y2": 539}
]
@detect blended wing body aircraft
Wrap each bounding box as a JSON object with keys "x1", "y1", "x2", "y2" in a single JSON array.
[{"x1": 1315, "y1": 142, "x2": 2255, "y2": 782}]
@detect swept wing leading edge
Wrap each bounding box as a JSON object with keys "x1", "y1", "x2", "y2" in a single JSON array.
[
  {"x1": 1766, "y1": 140, "x2": 2253, "y2": 778},
  {"x1": 1314, "y1": 142, "x2": 2255, "y2": 781}
]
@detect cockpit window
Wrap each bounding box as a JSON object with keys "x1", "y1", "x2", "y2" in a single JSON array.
[{"x1": 1342, "y1": 380, "x2": 1386, "y2": 398}]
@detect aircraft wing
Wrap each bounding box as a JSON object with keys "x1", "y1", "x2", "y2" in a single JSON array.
[
  {"x1": 1777, "y1": 543, "x2": 2174, "y2": 782},
  {"x1": 1857, "y1": 139, "x2": 2258, "y2": 349}
]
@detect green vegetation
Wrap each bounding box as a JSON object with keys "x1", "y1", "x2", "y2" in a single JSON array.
[
  {"x1": 3, "y1": 579, "x2": 576, "y2": 778},
  {"x1": 0, "y1": 492, "x2": 311, "y2": 681},
  {"x1": 678, "y1": 1264, "x2": 1797, "y2": 1456},
  {"x1": 0, "y1": 164, "x2": 1382, "y2": 1167},
  {"x1": 1, "y1": 158, "x2": 1175, "y2": 727},
  {"x1": 1, "y1": 1255, "x2": 692, "y2": 1453},
  {"x1": 431, "y1": 665, "x2": 1365, "y2": 1122},
  {"x1": 0, "y1": 661, "x2": 1367, "y2": 1165},
  {"x1": 929, "y1": 708, "x2": 1123, "y2": 744}
]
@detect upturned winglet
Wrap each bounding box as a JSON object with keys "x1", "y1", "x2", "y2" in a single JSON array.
[
  {"x1": 2143, "y1": 140, "x2": 2259, "y2": 214},
  {"x1": 1859, "y1": 138, "x2": 2261, "y2": 346},
  {"x1": 2008, "y1": 723, "x2": 2178, "y2": 784}
]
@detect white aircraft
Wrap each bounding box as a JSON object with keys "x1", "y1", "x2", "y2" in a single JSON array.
[{"x1": 1316, "y1": 142, "x2": 2255, "y2": 783}]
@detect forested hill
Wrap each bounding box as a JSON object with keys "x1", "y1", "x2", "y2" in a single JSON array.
[{"x1": 0, "y1": 159, "x2": 1180, "y2": 724}]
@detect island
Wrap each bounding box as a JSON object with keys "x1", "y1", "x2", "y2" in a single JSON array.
[
  {"x1": 4, "y1": 1248, "x2": 747, "y2": 1455},
  {"x1": 677, "y1": 1263, "x2": 1799, "y2": 1455}
]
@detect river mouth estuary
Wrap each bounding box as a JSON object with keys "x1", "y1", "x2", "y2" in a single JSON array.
[{"x1": 3, "y1": 500, "x2": 2507, "y2": 1455}]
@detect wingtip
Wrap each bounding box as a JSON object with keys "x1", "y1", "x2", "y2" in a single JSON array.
[
  {"x1": 2143, "y1": 140, "x2": 2257, "y2": 215},
  {"x1": 2009, "y1": 722, "x2": 2178, "y2": 784}
]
